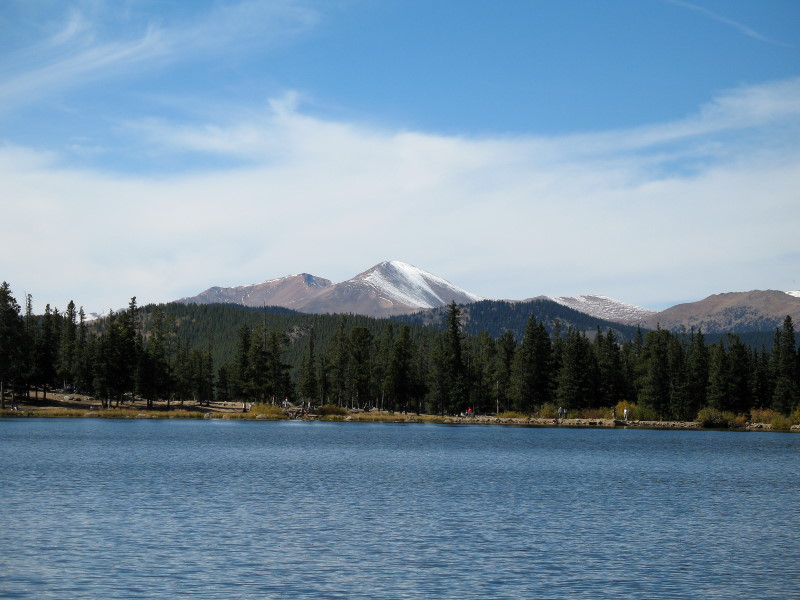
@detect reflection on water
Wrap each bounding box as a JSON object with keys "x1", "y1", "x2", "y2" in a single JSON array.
[{"x1": 1, "y1": 420, "x2": 798, "y2": 599}]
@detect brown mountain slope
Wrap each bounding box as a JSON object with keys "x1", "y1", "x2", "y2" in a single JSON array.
[
  {"x1": 640, "y1": 290, "x2": 800, "y2": 332},
  {"x1": 175, "y1": 261, "x2": 483, "y2": 318},
  {"x1": 176, "y1": 274, "x2": 332, "y2": 309}
]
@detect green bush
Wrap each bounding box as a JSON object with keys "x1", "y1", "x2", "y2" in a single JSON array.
[
  {"x1": 771, "y1": 416, "x2": 793, "y2": 430},
  {"x1": 539, "y1": 403, "x2": 557, "y2": 419}
]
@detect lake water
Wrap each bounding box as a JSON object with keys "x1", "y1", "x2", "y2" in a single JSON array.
[{"x1": 1, "y1": 419, "x2": 798, "y2": 599}]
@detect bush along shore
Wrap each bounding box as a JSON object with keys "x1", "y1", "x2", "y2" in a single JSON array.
[{"x1": 2, "y1": 393, "x2": 798, "y2": 431}]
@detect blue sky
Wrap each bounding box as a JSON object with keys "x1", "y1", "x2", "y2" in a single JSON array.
[{"x1": 2, "y1": 0, "x2": 799, "y2": 314}]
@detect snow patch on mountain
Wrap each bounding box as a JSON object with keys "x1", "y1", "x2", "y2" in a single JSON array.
[
  {"x1": 549, "y1": 294, "x2": 656, "y2": 324},
  {"x1": 786, "y1": 291, "x2": 800, "y2": 298},
  {"x1": 358, "y1": 261, "x2": 484, "y2": 309}
]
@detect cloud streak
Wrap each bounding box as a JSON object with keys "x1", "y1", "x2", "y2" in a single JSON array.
[
  {"x1": 2, "y1": 76, "x2": 799, "y2": 313},
  {"x1": 663, "y1": 0, "x2": 792, "y2": 47},
  {"x1": 0, "y1": 1, "x2": 320, "y2": 110}
]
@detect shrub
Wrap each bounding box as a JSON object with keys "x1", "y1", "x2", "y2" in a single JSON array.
[
  {"x1": 248, "y1": 403, "x2": 287, "y2": 419},
  {"x1": 750, "y1": 408, "x2": 783, "y2": 424},
  {"x1": 576, "y1": 408, "x2": 610, "y2": 419},
  {"x1": 539, "y1": 403, "x2": 557, "y2": 419},
  {"x1": 317, "y1": 404, "x2": 349, "y2": 416},
  {"x1": 729, "y1": 414, "x2": 748, "y2": 428},
  {"x1": 771, "y1": 416, "x2": 793, "y2": 430},
  {"x1": 614, "y1": 401, "x2": 639, "y2": 420},
  {"x1": 791, "y1": 408, "x2": 800, "y2": 426},
  {"x1": 496, "y1": 411, "x2": 526, "y2": 419},
  {"x1": 696, "y1": 407, "x2": 737, "y2": 428}
]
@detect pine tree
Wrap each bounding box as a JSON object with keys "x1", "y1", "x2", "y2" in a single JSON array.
[
  {"x1": 57, "y1": 300, "x2": 77, "y2": 390},
  {"x1": 706, "y1": 342, "x2": 728, "y2": 411},
  {"x1": 0, "y1": 282, "x2": 24, "y2": 409},
  {"x1": 555, "y1": 328, "x2": 597, "y2": 411},
  {"x1": 327, "y1": 318, "x2": 349, "y2": 407},
  {"x1": 510, "y1": 317, "x2": 551, "y2": 413},
  {"x1": 685, "y1": 328, "x2": 709, "y2": 417},
  {"x1": 771, "y1": 316, "x2": 798, "y2": 413},
  {"x1": 298, "y1": 326, "x2": 318, "y2": 404},
  {"x1": 494, "y1": 330, "x2": 516, "y2": 414},
  {"x1": 595, "y1": 329, "x2": 625, "y2": 408},
  {"x1": 443, "y1": 302, "x2": 467, "y2": 414},
  {"x1": 640, "y1": 328, "x2": 671, "y2": 417},
  {"x1": 387, "y1": 325, "x2": 413, "y2": 412}
]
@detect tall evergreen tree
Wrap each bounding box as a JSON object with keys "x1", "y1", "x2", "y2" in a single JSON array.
[
  {"x1": 639, "y1": 328, "x2": 671, "y2": 417},
  {"x1": 685, "y1": 328, "x2": 709, "y2": 416},
  {"x1": 771, "y1": 316, "x2": 798, "y2": 413},
  {"x1": 510, "y1": 317, "x2": 551, "y2": 413},
  {"x1": 495, "y1": 330, "x2": 516, "y2": 414},
  {"x1": 57, "y1": 300, "x2": 78, "y2": 390},
  {"x1": 348, "y1": 326, "x2": 374, "y2": 409},
  {"x1": 555, "y1": 328, "x2": 597, "y2": 411},
  {"x1": 0, "y1": 282, "x2": 24, "y2": 409},
  {"x1": 443, "y1": 302, "x2": 467, "y2": 414},
  {"x1": 298, "y1": 326, "x2": 318, "y2": 404}
]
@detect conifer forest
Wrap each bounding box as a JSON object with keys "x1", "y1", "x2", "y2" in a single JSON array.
[{"x1": 1, "y1": 281, "x2": 798, "y2": 422}]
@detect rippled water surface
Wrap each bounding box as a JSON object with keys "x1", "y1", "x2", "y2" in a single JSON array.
[{"x1": 1, "y1": 419, "x2": 798, "y2": 599}]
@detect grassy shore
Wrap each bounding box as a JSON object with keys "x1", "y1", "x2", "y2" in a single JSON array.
[{"x1": 2, "y1": 392, "x2": 798, "y2": 430}]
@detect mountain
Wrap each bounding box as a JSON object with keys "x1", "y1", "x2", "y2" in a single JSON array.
[
  {"x1": 177, "y1": 261, "x2": 483, "y2": 318},
  {"x1": 394, "y1": 298, "x2": 643, "y2": 342},
  {"x1": 176, "y1": 261, "x2": 800, "y2": 333},
  {"x1": 638, "y1": 290, "x2": 800, "y2": 333},
  {"x1": 544, "y1": 294, "x2": 656, "y2": 324},
  {"x1": 547, "y1": 290, "x2": 800, "y2": 334},
  {"x1": 176, "y1": 273, "x2": 332, "y2": 310}
]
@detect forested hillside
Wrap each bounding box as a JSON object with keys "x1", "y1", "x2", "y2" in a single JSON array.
[
  {"x1": 394, "y1": 298, "x2": 643, "y2": 341},
  {"x1": 1, "y1": 282, "x2": 799, "y2": 423}
]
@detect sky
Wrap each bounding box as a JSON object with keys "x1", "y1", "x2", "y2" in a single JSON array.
[{"x1": 2, "y1": 0, "x2": 799, "y2": 314}]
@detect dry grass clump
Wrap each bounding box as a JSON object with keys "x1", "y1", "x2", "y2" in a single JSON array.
[
  {"x1": 750, "y1": 408, "x2": 793, "y2": 429},
  {"x1": 351, "y1": 412, "x2": 409, "y2": 422},
  {"x1": 0, "y1": 407, "x2": 206, "y2": 419},
  {"x1": 317, "y1": 404, "x2": 349, "y2": 416},
  {"x1": 496, "y1": 411, "x2": 527, "y2": 419},
  {"x1": 248, "y1": 403, "x2": 288, "y2": 419},
  {"x1": 696, "y1": 407, "x2": 738, "y2": 428}
]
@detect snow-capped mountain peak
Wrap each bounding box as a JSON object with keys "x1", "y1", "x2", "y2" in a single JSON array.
[
  {"x1": 548, "y1": 294, "x2": 656, "y2": 324},
  {"x1": 786, "y1": 290, "x2": 800, "y2": 298},
  {"x1": 354, "y1": 260, "x2": 484, "y2": 309}
]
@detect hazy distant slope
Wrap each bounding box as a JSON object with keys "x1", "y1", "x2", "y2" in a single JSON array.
[
  {"x1": 640, "y1": 290, "x2": 800, "y2": 333},
  {"x1": 546, "y1": 294, "x2": 656, "y2": 324},
  {"x1": 176, "y1": 274, "x2": 332, "y2": 309},
  {"x1": 395, "y1": 298, "x2": 643, "y2": 342}
]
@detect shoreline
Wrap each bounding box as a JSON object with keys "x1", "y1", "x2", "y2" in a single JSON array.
[{"x1": 2, "y1": 392, "x2": 797, "y2": 431}]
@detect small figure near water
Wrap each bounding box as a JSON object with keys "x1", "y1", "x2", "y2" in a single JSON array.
[{"x1": 623, "y1": 408, "x2": 629, "y2": 421}]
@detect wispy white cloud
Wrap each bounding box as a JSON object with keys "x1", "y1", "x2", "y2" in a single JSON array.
[
  {"x1": 2, "y1": 76, "x2": 799, "y2": 313},
  {"x1": 663, "y1": 0, "x2": 792, "y2": 47},
  {"x1": 0, "y1": 1, "x2": 320, "y2": 109},
  {"x1": 0, "y1": 26, "x2": 167, "y2": 107}
]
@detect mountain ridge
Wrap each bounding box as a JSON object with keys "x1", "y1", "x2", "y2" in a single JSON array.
[
  {"x1": 176, "y1": 261, "x2": 482, "y2": 318},
  {"x1": 175, "y1": 261, "x2": 800, "y2": 333}
]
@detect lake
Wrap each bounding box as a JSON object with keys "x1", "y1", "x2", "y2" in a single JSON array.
[{"x1": 1, "y1": 419, "x2": 798, "y2": 599}]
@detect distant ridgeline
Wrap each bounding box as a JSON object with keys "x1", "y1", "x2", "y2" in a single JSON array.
[{"x1": 393, "y1": 298, "x2": 644, "y2": 342}]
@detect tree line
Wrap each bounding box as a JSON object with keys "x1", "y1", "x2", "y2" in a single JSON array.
[{"x1": 1, "y1": 282, "x2": 798, "y2": 420}]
